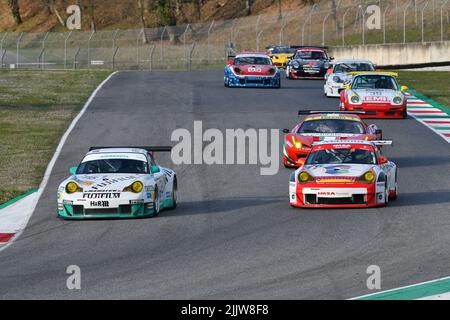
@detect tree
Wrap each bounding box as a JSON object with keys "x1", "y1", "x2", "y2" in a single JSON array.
[{"x1": 8, "y1": 0, "x2": 22, "y2": 25}]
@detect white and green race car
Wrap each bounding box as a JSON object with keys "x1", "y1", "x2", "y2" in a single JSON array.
[{"x1": 57, "y1": 147, "x2": 177, "y2": 219}]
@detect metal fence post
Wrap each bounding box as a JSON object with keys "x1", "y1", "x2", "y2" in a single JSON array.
[
  {"x1": 404, "y1": 0, "x2": 414, "y2": 43},
  {"x1": 383, "y1": 4, "x2": 390, "y2": 44},
  {"x1": 188, "y1": 42, "x2": 196, "y2": 71},
  {"x1": 160, "y1": 26, "x2": 166, "y2": 63},
  {"x1": 422, "y1": 0, "x2": 431, "y2": 43},
  {"x1": 322, "y1": 13, "x2": 331, "y2": 46},
  {"x1": 16, "y1": 32, "x2": 23, "y2": 68},
  {"x1": 112, "y1": 46, "x2": 119, "y2": 70},
  {"x1": 73, "y1": 47, "x2": 80, "y2": 70},
  {"x1": 182, "y1": 24, "x2": 191, "y2": 69},
  {"x1": 256, "y1": 30, "x2": 263, "y2": 51},
  {"x1": 207, "y1": 21, "x2": 214, "y2": 63},
  {"x1": 137, "y1": 28, "x2": 145, "y2": 68},
  {"x1": 87, "y1": 30, "x2": 95, "y2": 69},
  {"x1": 148, "y1": 44, "x2": 155, "y2": 71},
  {"x1": 40, "y1": 32, "x2": 49, "y2": 69},
  {"x1": 64, "y1": 31, "x2": 72, "y2": 70},
  {"x1": 302, "y1": 4, "x2": 317, "y2": 45},
  {"x1": 342, "y1": 7, "x2": 352, "y2": 46},
  {"x1": 255, "y1": 15, "x2": 261, "y2": 49},
  {"x1": 362, "y1": 5, "x2": 366, "y2": 45},
  {"x1": 0, "y1": 32, "x2": 8, "y2": 68},
  {"x1": 279, "y1": 14, "x2": 286, "y2": 45},
  {"x1": 441, "y1": 0, "x2": 449, "y2": 41}
]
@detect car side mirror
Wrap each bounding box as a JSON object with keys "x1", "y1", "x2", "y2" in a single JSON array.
[
  {"x1": 69, "y1": 166, "x2": 78, "y2": 175},
  {"x1": 401, "y1": 85, "x2": 409, "y2": 92},
  {"x1": 375, "y1": 129, "x2": 382, "y2": 135},
  {"x1": 378, "y1": 156, "x2": 388, "y2": 165},
  {"x1": 297, "y1": 158, "x2": 306, "y2": 166},
  {"x1": 330, "y1": 56, "x2": 334, "y2": 61},
  {"x1": 283, "y1": 129, "x2": 290, "y2": 133},
  {"x1": 150, "y1": 165, "x2": 161, "y2": 174},
  {"x1": 343, "y1": 84, "x2": 350, "y2": 90}
]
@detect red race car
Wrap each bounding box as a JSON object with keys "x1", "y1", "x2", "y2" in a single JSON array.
[
  {"x1": 339, "y1": 72, "x2": 409, "y2": 119},
  {"x1": 282, "y1": 111, "x2": 382, "y2": 168},
  {"x1": 289, "y1": 140, "x2": 398, "y2": 208}
]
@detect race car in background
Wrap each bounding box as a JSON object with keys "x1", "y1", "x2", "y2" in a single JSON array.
[
  {"x1": 286, "y1": 46, "x2": 333, "y2": 79},
  {"x1": 265, "y1": 45, "x2": 296, "y2": 68},
  {"x1": 224, "y1": 52, "x2": 281, "y2": 88},
  {"x1": 340, "y1": 71, "x2": 408, "y2": 118},
  {"x1": 57, "y1": 147, "x2": 177, "y2": 219},
  {"x1": 324, "y1": 59, "x2": 376, "y2": 97},
  {"x1": 282, "y1": 111, "x2": 382, "y2": 168},
  {"x1": 289, "y1": 140, "x2": 397, "y2": 208}
]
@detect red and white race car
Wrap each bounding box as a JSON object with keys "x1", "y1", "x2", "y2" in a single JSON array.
[
  {"x1": 340, "y1": 72, "x2": 408, "y2": 119},
  {"x1": 282, "y1": 111, "x2": 382, "y2": 168},
  {"x1": 289, "y1": 140, "x2": 397, "y2": 208}
]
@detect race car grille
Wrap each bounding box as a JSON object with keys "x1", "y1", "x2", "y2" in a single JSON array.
[
  {"x1": 305, "y1": 194, "x2": 366, "y2": 205},
  {"x1": 71, "y1": 205, "x2": 133, "y2": 215},
  {"x1": 73, "y1": 205, "x2": 84, "y2": 215},
  {"x1": 85, "y1": 208, "x2": 116, "y2": 215}
]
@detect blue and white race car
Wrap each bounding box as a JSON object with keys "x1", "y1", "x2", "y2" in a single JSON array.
[
  {"x1": 57, "y1": 147, "x2": 177, "y2": 219},
  {"x1": 224, "y1": 52, "x2": 281, "y2": 88}
]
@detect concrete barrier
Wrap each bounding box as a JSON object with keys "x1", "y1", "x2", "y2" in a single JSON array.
[{"x1": 331, "y1": 41, "x2": 450, "y2": 67}]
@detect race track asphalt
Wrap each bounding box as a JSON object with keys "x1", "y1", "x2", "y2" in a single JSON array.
[{"x1": 0, "y1": 70, "x2": 449, "y2": 299}]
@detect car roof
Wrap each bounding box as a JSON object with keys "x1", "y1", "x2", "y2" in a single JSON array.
[
  {"x1": 86, "y1": 148, "x2": 149, "y2": 156},
  {"x1": 334, "y1": 59, "x2": 374, "y2": 64}
]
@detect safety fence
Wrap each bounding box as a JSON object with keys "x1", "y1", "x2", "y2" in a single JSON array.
[{"x1": 0, "y1": 0, "x2": 448, "y2": 70}]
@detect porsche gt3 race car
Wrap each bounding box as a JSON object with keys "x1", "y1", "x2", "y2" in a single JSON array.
[
  {"x1": 266, "y1": 45, "x2": 296, "y2": 68},
  {"x1": 224, "y1": 52, "x2": 281, "y2": 88},
  {"x1": 340, "y1": 72, "x2": 409, "y2": 118},
  {"x1": 289, "y1": 140, "x2": 397, "y2": 208},
  {"x1": 57, "y1": 147, "x2": 177, "y2": 219},
  {"x1": 282, "y1": 111, "x2": 382, "y2": 168},
  {"x1": 324, "y1": 59, "x2": 375, "y2": 97},
  {"x1": 286, "y1": 46, "x2": 333, "y2": 80}
]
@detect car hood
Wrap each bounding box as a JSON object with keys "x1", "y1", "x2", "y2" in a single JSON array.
[
  {"x1": 232, "y1": 64, "x2": 275, "y2": 75},
  {"x1": 62, "y1": 173, "x2": 148, "y2": 192},
  {"x1": 303, "y1": 163, "x2": 374, "y2": 178},
  {"x1": 352, "y1": 89, "x2": 401, "y2": 103},
  {"x1": 295, "y1": 59, "x2": 327, "y2": 67}
]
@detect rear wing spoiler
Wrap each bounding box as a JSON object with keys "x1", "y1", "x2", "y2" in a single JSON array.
[
  {"x1": 290, "y1": 45, "x2": 328, "y2": 50},
  {"x1": 311, "y1": 140, "x2": 393, "y2": 146},
  {"x1": 298, "y1": 110, "x2": 376, "y2": 116},
  {"x1": 89, "y1": 146, "x2": 172, "y2": 152},
  {"x1": 347, "y1": 71, "x2": 398, "y2": 77}
]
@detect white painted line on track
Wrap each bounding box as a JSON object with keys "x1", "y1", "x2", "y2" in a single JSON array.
[{"x1": 0, "y1": 71, "x2": 119, "y2": 253}]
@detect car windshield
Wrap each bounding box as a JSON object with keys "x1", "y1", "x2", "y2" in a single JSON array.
[
  {"x1": 234, "y1": 57, "x2": 272, "y2": 65},
  {"x1": 352, "y1": 75, "x2": 398, "y2": 90},
  {"x1": 298, "y1": 119, "x2": 365, "y2": 134},
  {"x1": 294, "y1": 51, "x2": 327, "y2": 60},
  {"x1": 334, "y1": 63, "x2": 374, "y2": 73},
  {"x1": 77, "y1": 159, "x2": 148, "y2": 174},
  {"x1": 306, "y1": 148, "x2": 376, "y2": 165},
  {"x1": 269, "y1": 47, "x2": 295, "y2": 54}
]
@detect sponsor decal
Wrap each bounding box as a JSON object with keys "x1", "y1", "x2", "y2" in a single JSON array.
[
  {"x1": 364, "y1": 96, "x2": 388, "y2": 102},
  {"x1": 318, "y1": 191, "x2": 336, "y2": 196},
  {"x1": 130, "y1": 200, "x2": 144, "y2": 205},
  {"x1": 63, "y1": 200, "x2": 73, "y2": 205},
  {"x1": 82, "y1": 192, "x2": 120, "y2": 199},
  {"x1": 248, "y1": 67, "x2": 262, "y2": 72},
  {"x1": 321, "y1": 165, "x2": 352, "y2": 175},
  {"x1": 90, "y1": 200, "x2": 109, "y2": 207}
]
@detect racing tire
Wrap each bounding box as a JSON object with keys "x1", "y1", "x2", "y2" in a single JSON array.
[
  {"x1": 152, "y1": 187, "x2": 160, "y2": 217},
  {"x1": 171, "y1": 178, "x2": 178, "y2": 209}
]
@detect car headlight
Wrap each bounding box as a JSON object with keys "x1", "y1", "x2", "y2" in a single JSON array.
[
  {"x1": 333, "y1": 76, "x2": 343, "y2": 83},
  {"x1": 131, "y1": 181, "x2": 143, "y2": 193},
  {"x1": 357, "y1": 171, "x2": 375, "y2": 183},
  {"x1": 292, "y1": 136, "x2": 302, "y2": 149},
  {"x1": 392, "y1": 96, "x2": 403, "y2": 105},
  {"x1": 267, "y1": 68, "x2": 276, "y2": 75},
  {"x1": 66, "y1": 181, "x2": 82, "y2": 194},
  {"x1": 298, "y1": 171, "x2": 315, "y2": 183},
  {"x1": 350, "y1": 94, "x2": 361, "y2": 104},
  {"x1": 234, "y1": 67, "x2": 243, "y2": 75},
  {"x1": 292, "y1": 61, "x2": 300, "y2": 69}
]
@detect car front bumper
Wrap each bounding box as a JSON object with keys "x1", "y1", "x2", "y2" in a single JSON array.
[
  {"x1": 225, "y1": 75, "x2": 280, "y2": 88},
  {"x1": 341, "y1": 103, "x2": 407, "y2": 119}
]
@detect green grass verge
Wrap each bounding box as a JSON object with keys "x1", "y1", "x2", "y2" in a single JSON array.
[
  {"x1": 397, "y1": 71, "x2": 450, "y2": 108},
  {"x1": 0, "y1": 70, "x2": 110, "y2": 205}
]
